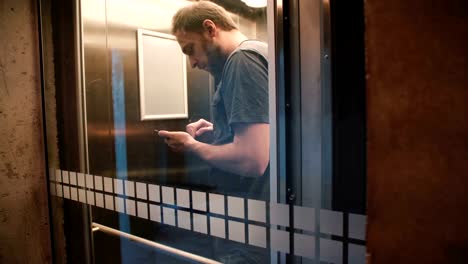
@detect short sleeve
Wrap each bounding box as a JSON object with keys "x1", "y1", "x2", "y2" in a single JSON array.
[{"x1": 221, "y1": 50, "x2": 269, "y2": 127}]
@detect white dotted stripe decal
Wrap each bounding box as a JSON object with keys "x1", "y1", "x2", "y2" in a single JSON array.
[{"x1": 49, "y1": 169, "x2": 366, "y2": 262}]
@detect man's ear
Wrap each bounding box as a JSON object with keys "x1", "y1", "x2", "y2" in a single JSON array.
[{"x1": 202, "y1": 19, "x2": 217, "y2": 37}]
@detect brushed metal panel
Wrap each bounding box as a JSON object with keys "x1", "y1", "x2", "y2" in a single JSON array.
[
  {"x1": 104, "y1": 0, "x2": 212, "y2": 186},
  {"x1": 82, "y1": 0, "x2": 115, "y2": 178}
]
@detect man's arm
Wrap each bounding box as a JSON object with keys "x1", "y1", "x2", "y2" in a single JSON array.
[
  {"x1": 192, "y1": 123, "x2": 269, "y2": 177},
  {"x1": 159, "y1": 123, "x2": 269, "y2": 177}
]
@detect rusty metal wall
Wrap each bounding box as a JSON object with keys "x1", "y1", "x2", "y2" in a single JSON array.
[{"x1": 365, "y1": 0, "x2": 468, "y2": 262}]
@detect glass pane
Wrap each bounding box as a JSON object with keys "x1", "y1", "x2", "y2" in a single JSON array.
[{"x1": 82, "y1": 0, "x2": 271, "y2": 262}]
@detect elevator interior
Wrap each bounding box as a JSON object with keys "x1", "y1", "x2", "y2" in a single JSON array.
[{"x1": 40, "y1": 0, "x2": 367, "y2": 263}]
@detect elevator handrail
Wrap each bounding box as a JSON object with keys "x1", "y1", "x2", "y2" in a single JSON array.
[{"x1": 91, "y1": 222, "x2": 222, "y2": 264}]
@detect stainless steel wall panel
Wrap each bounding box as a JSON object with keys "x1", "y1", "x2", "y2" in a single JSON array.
[
  {"x1": 103, "y1": 0, "x2": 212, "y2": 186},
  {"x1": 82, "y1": 0, "x2": 115, "y2": 178}
]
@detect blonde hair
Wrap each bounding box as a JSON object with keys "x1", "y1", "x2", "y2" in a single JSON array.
[{"x1": 172, "y1": 1, "x2": 238, "y2": 34}]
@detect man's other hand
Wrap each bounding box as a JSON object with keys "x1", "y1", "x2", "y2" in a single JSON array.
[{"x1": 186, "y1": 119, "x2": 213, "y2": 138}]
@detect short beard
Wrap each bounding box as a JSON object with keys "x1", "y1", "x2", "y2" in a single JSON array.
[{"x1": 204, "y1": 42, "x2": 227, "y2": 82}]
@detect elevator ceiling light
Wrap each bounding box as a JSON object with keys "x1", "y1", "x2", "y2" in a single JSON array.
[{"x1": 241, "y1": 0, "x2": 267, "y2": 8}]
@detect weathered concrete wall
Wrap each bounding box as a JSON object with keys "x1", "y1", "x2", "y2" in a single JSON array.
[
  {"x1": 365, "y1": 0, "x2": 468, "y2": 263},
  {"x1": 0, "y1": 0, "x2": 52, "y2": 263}
]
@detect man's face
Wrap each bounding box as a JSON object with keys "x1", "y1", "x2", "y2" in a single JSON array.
[{"x1": 174, "y1": 30, "x2": 226, "y2": 77}]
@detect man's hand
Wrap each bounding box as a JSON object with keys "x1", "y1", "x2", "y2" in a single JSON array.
[
  {"x1": 180, "y1": 123, "x2": 269, "y2": 177},
  {"x1": 158, "y1": 130, "x2": 196, "y2": 152},
  {"x1": 186, "y1": 119, "x2": 213, "y2": 138}
]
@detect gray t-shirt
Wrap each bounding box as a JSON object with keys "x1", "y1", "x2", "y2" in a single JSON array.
[{"x1": 210, "y1": 40, "x2": 269, "y2": 199}]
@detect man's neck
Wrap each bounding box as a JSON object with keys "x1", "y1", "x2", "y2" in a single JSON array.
[{"x1": 218, "y1": 30, "x2": 248, "y2": 56}]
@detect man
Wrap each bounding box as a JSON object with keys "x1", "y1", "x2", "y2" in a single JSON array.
[{"x1": 158, "y1": 1, "x2": 269, "y2": 198}]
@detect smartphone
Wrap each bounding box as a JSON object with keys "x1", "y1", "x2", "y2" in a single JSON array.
[{"x1": 154, "y1": 129, "x2": 166, "y2": 137}]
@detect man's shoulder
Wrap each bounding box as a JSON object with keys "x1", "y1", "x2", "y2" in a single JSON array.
[
  {"x1": 220, "y1": 40, "x2": 268, "y2": 85},
  {"x1": 238, "y1": 40, "x2": 268, "y2": 50},
  {"x1": 236, "y1": 40, "x2": 268, "y2": 59},
  {"x1": 226, "y1": 40, "x2": 268, "y2": 68}
]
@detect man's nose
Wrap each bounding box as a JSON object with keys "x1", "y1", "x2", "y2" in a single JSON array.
[{"x1": 189, "y1": 57, "x2": 198, "y2": 69}]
